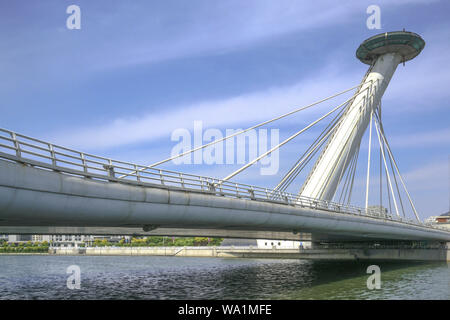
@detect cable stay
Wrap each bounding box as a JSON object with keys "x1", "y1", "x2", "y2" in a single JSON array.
[
  {"x1": 273, "y1": 101, "x2": 348, "y2": 192},
  {"x1": 358, "y1": 101, "x2": 420, "y2": 221},
  {"x1": 340, "y1": 138, "x2": 362, "y2": 205},
  {"x1": 220, "y1": 98, "x2": 348, "y2": 182},
  {"x1": 118, "y1": 84, "x2": 361, "y2": 179},
  {"x1": 324, "y1": 96, "x2": 369, "y2": 205},
  {"x1": 320, "y1": 99, "x2": 369, "y2": 203},
  {"x1": 273, "y1": 83, "x2": 376, "y2": 194},
  {"x1": 374, "y1": 104, "x2": 406, "y2": 217},
  {"x1": 219, "y1": 86, "x2": 371, "y2": 184},
  {"x1": 336, "y1": 147, "x2": 357, "y2": 204},
  {"x1": 386, "y1": 132, "x2": 406, "y2": 218},
  {"x1": 268, "y1": 108, "x2": 348, "y2": 201},
  {"x1": 373, "y1": 111, "x2": 400, "y2": 217},
  {"x1": 365, "y1": 111, "x2": 373, "y2": 210},
  {"x1": 372, "y1": 109, "x2": 420, "y2": 221},
  {"x1": 283, "y1": 94, "x2": 420, "y2": 223},
  {"x1": 114, "y1": 69, "x2": 419, "y2": 222}
]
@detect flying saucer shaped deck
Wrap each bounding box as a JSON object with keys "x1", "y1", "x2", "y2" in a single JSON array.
[{"x1": 356, "y1": 31, "x2": 425, "y2": 65}]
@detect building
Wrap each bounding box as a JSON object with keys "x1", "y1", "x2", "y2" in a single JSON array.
[
  {"x1": 4, "y1": 235, "x2": 34, "y2": 242},
  {"x1": 32, "y1": 235, "x2": 51, "y2": 242},
  {"x1": 1, "y1": 234, "x2": 131, "y2": 247},
  {"x1": 424, "y1": 216, "x2": 439, "y2": 224},
  {"x1": 49, "y1": 234, "x2": 91, "y2": 247},
  {"x1": 435, "y1": 212, "x2": 450, "y2": 230},
  {"x1": 423, "y1": 212, "x2": 450, "y2": 230},
  {"x1": 256, "y1": 239, "x2": 311, "y2": 249},
  {"x1": 436, "y1": 211, "x2": 450, "y2": 223},
  {"x1": 220, "y1": 238, "x2": 257, "y2": 247},
  {"x1": 220, "y1": 238, "x2": 311, "y2": 249},
  {"x1": 49, "y1": 235, "x2": 131, "y2": 247},
  {"x1": 367, "y1": 205, "x2": 390, "y2": 217}
]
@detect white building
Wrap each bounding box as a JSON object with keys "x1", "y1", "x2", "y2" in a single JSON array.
[
  {"x1": 4, "y1": 235, "x2": 33, "y2": 242},
  {"x1": 424, "y1": 212, "x2": 450, "y2": 230},
  {"x1": 50, "y1": 234, "x2": 91, "y2": 247},
  {"x1": 257, "y1": 239, "x2": 311, "y2": 249},
  {"x1": 1, "y1": 234, "x2": 131, "y2": 247},
  {"x1": 424, "y1": 216, "x2": 439, "y2": 224}
]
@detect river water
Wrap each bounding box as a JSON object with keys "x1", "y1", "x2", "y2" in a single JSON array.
[{"x1": 0, "y1": 255, "x2": 448, "y2": 300}]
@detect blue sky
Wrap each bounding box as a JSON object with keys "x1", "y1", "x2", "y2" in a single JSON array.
[{"x1": 1, "y1": 0, "x2": 449, "y2": 219}]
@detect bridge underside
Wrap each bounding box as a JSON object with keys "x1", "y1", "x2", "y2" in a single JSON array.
[
  {"x1": 1, "y1": 225, "x2": 438, "y2": 243},
  {"x1": 0, "y1": 226, "x2": 313, "y2": 241},
  {"x1": 3, "y1": 226, "x2": 444, "y2": 243},
  {"x1": 1, "y1": 159, "x2": 450, "y2": 242}
]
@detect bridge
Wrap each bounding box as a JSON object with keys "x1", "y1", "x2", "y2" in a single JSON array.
[{"x1": 1, "y1": 31, "x2": 450, "y2": 244}]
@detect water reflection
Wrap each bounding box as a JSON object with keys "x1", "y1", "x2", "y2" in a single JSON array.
[{"x1": 0, "y1": 256, "x2": 448, "y2": 300}]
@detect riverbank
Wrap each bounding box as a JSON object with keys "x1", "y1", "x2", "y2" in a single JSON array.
[{"x1": 44, "y1": 246, "x2": 450, "y2": 261}]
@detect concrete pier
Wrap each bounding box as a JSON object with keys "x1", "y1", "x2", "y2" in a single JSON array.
[{"x1": 49, "y1": 245, "x2": 450, "y2": 261}]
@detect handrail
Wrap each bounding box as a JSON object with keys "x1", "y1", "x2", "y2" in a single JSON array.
[{"x1": 0, "y1": 127, "x2": 448, "y2": 233}]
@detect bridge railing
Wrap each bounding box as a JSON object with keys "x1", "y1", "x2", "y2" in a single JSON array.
[{"x1": 0, "y1": 128, "x2": 447, "y2": 231}]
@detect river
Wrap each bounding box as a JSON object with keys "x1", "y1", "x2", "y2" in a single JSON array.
[{"x1": 0, "y1": 255, "x2": 448, "y2": 299}]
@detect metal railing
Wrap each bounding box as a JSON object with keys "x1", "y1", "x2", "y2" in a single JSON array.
[{"x1": 0, "y1": 128, "x2": 448, "y2": 232}]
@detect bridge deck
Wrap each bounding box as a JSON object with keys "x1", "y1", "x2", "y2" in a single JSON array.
[{"x1": 1, "y1": 128, "x2": 449, "y2": 241}]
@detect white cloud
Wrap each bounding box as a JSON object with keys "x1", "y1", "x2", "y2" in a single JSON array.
[
  {"x1": 93, "y1": 1, "x2": 358, "y2": 70},
  {"x1": 47, "y1": 13, "x2": 450, "y2": 152},
  {"x1": 401, "y1": 160, "x2": 450, "y2": 217},
  {"x1": 402, "y1": 160, "x2": 449, "y2": 191},
  {"x1": 97, "y1": 0, "x2": 443, "y2": 70},
  {"x1": 49, "y1": 65, "x2": 360, "y2": 150},
  {"x1": 388, "y1": 128, "x2": 450, "y2": 148}
]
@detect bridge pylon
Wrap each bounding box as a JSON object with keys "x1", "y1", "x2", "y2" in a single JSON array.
[{"x1": 299, "y1": 31, "x2": 425, "y2": 201}]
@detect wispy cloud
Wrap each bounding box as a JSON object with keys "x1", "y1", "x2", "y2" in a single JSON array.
[
  {"x1": 402, "y1": 160, "x2": 449, "y2": 190},
  {"x1": 91, "y1": 1, "x2": 357, "y2": 70},
  {"x1": 49, "y1": 64, "x2": 360, "y2": 150},
  {"x1": 3, "y1": 0, "x2": 437, "y2": 79},
  {"x1": 402, "y1": 159, "x2": 450, "y2": 216},
  {"x1": 93, "y1": 0, "x2": 443, "y2": 70},
  {"x1": 388, "y1": 128, "x2": 450, "y2": 148}
]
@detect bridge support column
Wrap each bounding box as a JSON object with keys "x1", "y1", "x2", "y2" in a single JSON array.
[
  {"x1": 299, "y1": 31, "x2": 425, "y2": 201},
  {"x1": 300, "y1": 53, "x2": 401, "y2": 201}
]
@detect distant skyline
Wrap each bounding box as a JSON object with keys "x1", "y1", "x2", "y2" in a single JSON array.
[{"x1": 1, "y1": 1, "x2": 449, "y2": 218}]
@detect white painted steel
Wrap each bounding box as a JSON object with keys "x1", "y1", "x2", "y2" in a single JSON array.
[
  {"x1": 300, "y1": 53, "x2": 402, "y2": 201},
  {"x1": 374, "y1": 114, "x2": 421, "y2": 221},
  {"x1": 1, "y1": 159, "x2": 450, "y2": 241},
  {"x1": 0, "y1": 127, "x2": 449, "y2": 241},
  {"x1": 373, "y1": 116, "x2": 400, "y2": 217}
]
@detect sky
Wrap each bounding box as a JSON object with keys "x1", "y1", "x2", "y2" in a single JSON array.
[{"x1": 1, "y1": 0, "x2": 449, "y2": 219}]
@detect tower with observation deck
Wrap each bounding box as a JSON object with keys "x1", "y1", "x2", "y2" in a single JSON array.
[{"x1": 299, "y1": 31, "x2": 425, "y2": 204}]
